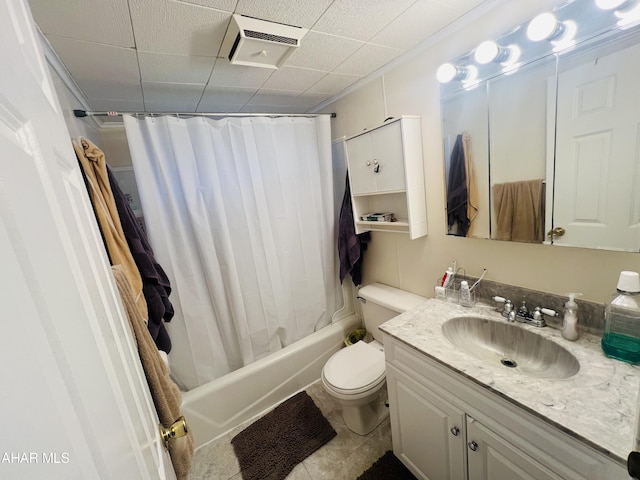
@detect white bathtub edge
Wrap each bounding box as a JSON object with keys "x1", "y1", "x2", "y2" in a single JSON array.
[{"x1": 182, "y1": 314, "x2": 361, "y2": 448}]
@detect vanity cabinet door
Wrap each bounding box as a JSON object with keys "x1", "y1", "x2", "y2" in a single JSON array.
[
  {"x1": 387, "y1": 364, "x2": 466, "y2": 480},
  {"x1": 466, "y1": 417, "x2": 563, "y2": 480}
]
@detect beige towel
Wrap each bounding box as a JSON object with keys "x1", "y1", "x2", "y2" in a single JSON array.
[
  {"x1": 493, "y1": 179, "x2": 545, "y2": 243},
  {"x1": 74, "y1": 137, "x2": 148, "y2": 322},
  {"x1": 112, "y1": 265, "x2": 194, "y2": 479},
  {"x1": 462, "y1": 132, "x2": 479, "y2": 237}
]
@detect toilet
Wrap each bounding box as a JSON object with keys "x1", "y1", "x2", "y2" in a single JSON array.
[{"x1": 321, "y1": 283, "x2": 427, "y2": 435}]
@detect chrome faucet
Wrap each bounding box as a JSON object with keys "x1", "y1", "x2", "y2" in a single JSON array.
[{"x1": 493, "y1": 297, "x2": 557, "y2": 328}]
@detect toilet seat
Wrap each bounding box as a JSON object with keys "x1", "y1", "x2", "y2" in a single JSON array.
[{"x1": 322, "y1": 341, "x2": 385, "y2": 396}]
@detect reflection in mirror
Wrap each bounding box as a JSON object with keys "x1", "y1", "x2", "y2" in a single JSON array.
[
  {"x1": 439, "y1": 0, "x2": 640, "y2": 252},
  {"x1": 488, "y1": 55, "x2": 556, "y2": 244},
  {"x1": 441, "y1": 85, "x2": 490, "y2": 239},
  {"x1": 553, "y1": 30, "x2": 640, "y2": 252}
]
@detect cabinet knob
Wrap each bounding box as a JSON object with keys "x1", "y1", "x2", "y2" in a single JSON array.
[
  {"x1": 468, "y1": 441, "x2": 478, "y2": 452},
  {"x1": 366, "y1": 161, "x2": 371, "y2": 166},
  {"x1": 373, "y1": 159, "x2": 379, "y2": 165},
  {"x1": 450, "y1": 426, "x2": 460, "y2": 436}
]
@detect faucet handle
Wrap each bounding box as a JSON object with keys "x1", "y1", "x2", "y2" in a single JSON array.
[
  {"x1": 504, "y1": 299, "x2": 513, "y2": 313},
  {"x1": 533, "y1": 307, "x2": 542, "y2": 321},
  {"x1": 540, "y1": 308, "x2": 558, "y2": 317}
]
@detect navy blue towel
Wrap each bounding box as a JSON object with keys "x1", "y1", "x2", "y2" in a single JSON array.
[
  {"x1": 446, "y1": 134, "x2": 469, "y2": 237},
  {"x1": 338, "y1": 174, "x2": 370, "y2": 286},
  {"x1": 108, "y1": 166, "x2": 174, "y2": 353}
]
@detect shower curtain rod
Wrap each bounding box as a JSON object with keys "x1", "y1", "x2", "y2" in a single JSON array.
[{"x1": 73, "y1": 109, "x2": 336, "y2": 119}]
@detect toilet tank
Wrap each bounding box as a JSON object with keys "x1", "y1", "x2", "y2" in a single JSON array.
[{"x1": 358, "y1": 283, "x2": 427, "y2": 343}]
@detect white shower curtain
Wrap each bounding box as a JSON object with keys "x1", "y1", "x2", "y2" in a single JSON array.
[{"x1": 123, "y1": 115, "x2": 339, "y2": 389}]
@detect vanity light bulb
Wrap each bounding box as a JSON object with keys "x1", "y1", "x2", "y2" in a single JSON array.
[
  {"x1": 551, "y1": 20, "x2": 577, "y2": 52},
  {"x1": 436, "y1": 63, "x2": 457, "y2": 83},
  {"x1": 595, "y1": 0, "x2": 632, "y2": 9},
  {"x1": 475, "y1": 40, "x2": 500, "y2": 64},
  {"x1": 527, "y1": 12, "x2": 562, "y2": 41},
  {"x1": 616, "y1": 1, "x2": 640, "y2": 27}
]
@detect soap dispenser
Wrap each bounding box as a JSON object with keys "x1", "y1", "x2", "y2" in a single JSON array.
[{"x1": 562, "y1": 293, "x2": 581, "y2": 341}]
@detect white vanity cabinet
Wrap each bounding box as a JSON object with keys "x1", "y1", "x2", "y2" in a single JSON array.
[
  {"x1": 384, "y1": 335, "x2": 629, "y2": 480},
  {"x1": 345, "y1": 116, "x2": 427, "y2": 239}
]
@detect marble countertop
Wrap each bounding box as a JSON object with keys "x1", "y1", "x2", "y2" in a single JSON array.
[{"x1": 379, "y1": 299, "x2": 640, "y2": 464}]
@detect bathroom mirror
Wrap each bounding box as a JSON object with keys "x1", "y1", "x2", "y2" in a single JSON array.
[{"x1": 440, "y1": 4, "x2": 640, "y2": 252}]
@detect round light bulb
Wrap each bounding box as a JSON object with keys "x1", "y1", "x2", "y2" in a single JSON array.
[
  {"x1": 527, "y1": 12, "x2": 560, "y2": 41},
  {"x1": 596, "y1": 0, "x2": 630, "y2": 9},
  {"x1": 436, "y1": 63, "x2": 457, "y2": 83},
  {"x1": 475, "y1": 40, "x2": 499, "y2": 64}
]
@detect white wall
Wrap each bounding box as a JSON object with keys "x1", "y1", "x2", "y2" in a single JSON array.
[
  {"x1": 321, "y1": 0, "x2": 640, "y2": 304},
  {"x1": 48, "y1": 64, "x2": 101, "y2": 143}
]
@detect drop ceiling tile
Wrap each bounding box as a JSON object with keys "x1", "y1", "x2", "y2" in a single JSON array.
[
  {"x1": 144, "y1": 101, "x2": 200, "y2": 113},
  {"x1": 142, "y1": 82, "x2": 206, "y2": 105},
  {"x1": 87, "y1": 98, "x2": 145, "y2": 112},
  {"x1": 235, "y1": 0, "x2": 334, "y2": 28},
  {"x1": 261, "y1": 66, "x2": 327, "y2": 92},
  {"x1": 130, "y1": 0, "x2": 230, "y2": 56},
  {"x1": 139, "y1": 52, "x2": 215, "y2": 84},
  {"x1": 46, "y1": 36, "x2": 141, "y2": 100},
  {"x1": 48, "y1": 36, "x2": 139, "y2": 81},
  {"x1": 311, "y1": 0, "x2": 415, "y2": 42},
  {"x1": 29, "y1": 0, "x2": 134, "y2": 47},
  {"x1": 240, "y1": 104, "x2": 307, "y2": 114},
  {"x1": 286, "y1": 32, "x2": 363, "y2": 71},
  {"x1": 196, "y1": 103, "x2": 245, "y2": 113},
  {"x1": 370, "y1": 1, "x2": 463, "y2": 50},
  {"x1": 334, "y1": 43, "x2": 404, "y2": 76},
  {"x1": 307, "y1": 73, "x2": 362, "y2": 94},
  {"x1": 199, "y1": 86, "x2": 257, "y2": 109},
  {"x1": 77, "y1": 78, "x2": 143, "y2": 102},
  {"x1": 436, "y1": 0, "x2": 487, "y2": 12},
  {"x1": 176, "y1": 0, "x2": 237, "y2": 12},
  {"x1": 245, "y1": 89, "x2": 303, "y2": 107},
  {"x1": 208, "y1": 60, "x2": 274, "y2": 88}
]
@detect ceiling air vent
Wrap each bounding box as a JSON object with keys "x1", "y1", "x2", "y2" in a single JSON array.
[{"x1": 221, "y1": 14, "x2": 308, "y2": 69}]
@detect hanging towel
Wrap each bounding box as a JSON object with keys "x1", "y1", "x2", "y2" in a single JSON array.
[
  {"x1": 74, "y1": 137, "x2": 148, "y2": 322},
  {"x1": 462, "y1": 132, "x2": 479, "y2": 237},
  {"x1": 338, "y1": 174, "x2": 370, "y2": 286},
  {"x1": 112, "y1": 265, "x2": 194, "y2": 480},
  {"x1": 447, "y1": 134, "x2": 469, "y2": 236},
  {"x1": 492, "y1": 179, "x2": 545, "y2": 243},
  {"x1": 108, "y1": 165, "x2": 174, "y2": 353}
]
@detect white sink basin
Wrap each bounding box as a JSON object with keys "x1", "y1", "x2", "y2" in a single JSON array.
[{"x1": 441, "y1": 316, "x2": 580, "y2": 379}]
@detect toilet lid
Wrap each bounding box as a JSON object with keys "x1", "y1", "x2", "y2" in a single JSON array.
[{"x1": 323, "y1": 341, "x2": 385, "y2": 394}]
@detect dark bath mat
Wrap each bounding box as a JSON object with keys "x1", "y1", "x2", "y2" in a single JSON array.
[
  {"x1": 231, "y1": 391, "x2": 336, "y2": 480},
  {"x1": 357, "y1": 450, "x2": 417, "y2": 480}
]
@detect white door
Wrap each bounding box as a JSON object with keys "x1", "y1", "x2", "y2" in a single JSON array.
[
  {"x1": 0, "y1": 1, "x2": 175, "y2": 479},
  {"x1": 553, "y1": 40, "x2": 640, "y2": 251}
]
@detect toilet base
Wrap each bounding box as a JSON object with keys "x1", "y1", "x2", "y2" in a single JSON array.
[{"x1": 341, "y1": 389, "x2": 389, "y2": 436}]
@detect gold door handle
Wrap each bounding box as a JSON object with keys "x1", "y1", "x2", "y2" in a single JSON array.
[
  {"x1": 547, "y1": 227, "x2": 565, "y2": 239},
  {"x1": 159, "y1": 416, "x2": 189, "y2": 449}
]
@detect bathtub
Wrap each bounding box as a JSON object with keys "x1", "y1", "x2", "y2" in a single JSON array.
[{"x1": 181, "y1": 313, "x2": 361, "y2": 448}]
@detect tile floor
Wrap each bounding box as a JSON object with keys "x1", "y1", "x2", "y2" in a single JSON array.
[{"x1": 189, "y1": 380, "x2": 393, "y2": 480}]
